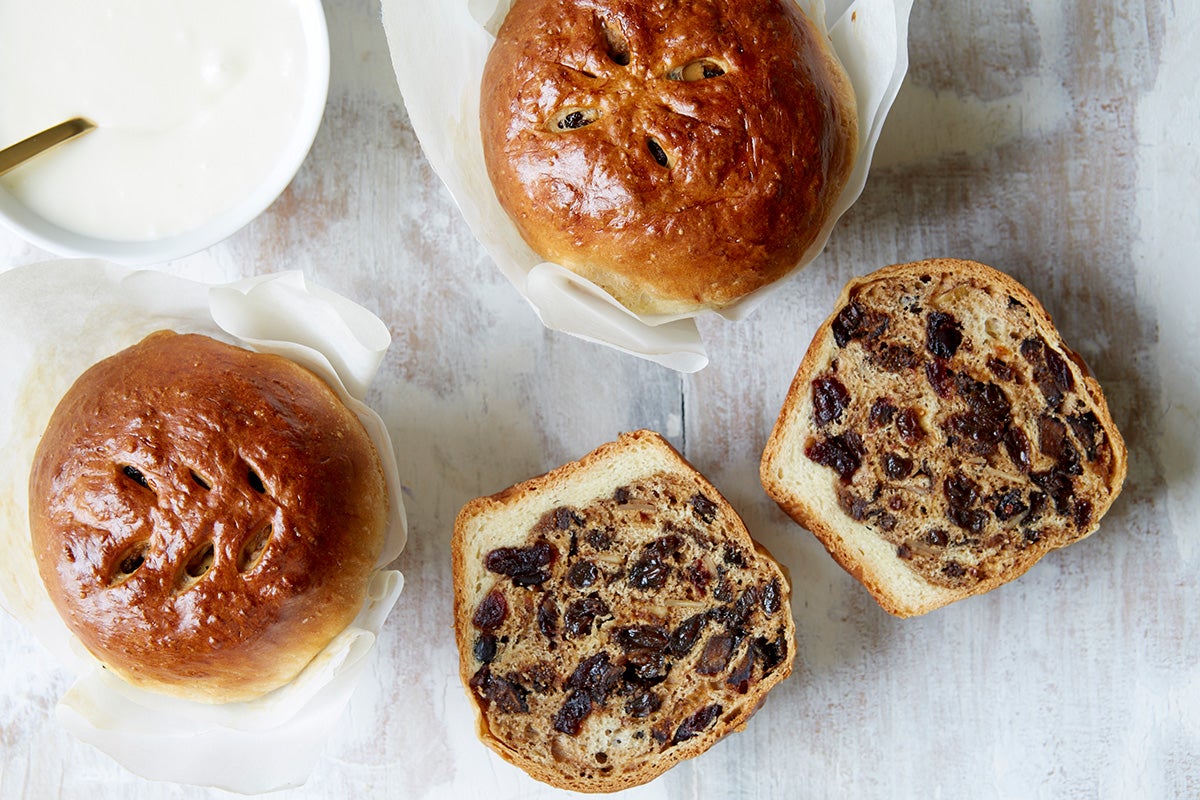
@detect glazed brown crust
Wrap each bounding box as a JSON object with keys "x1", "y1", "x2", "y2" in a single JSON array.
[
  {"x1": 453, "y1": 430, "x2": 795, "y2": 792},
  {"x1": 481, "y1": 0, "x2": 858, "y2": 316},
  {"x1": 761, "y1": 260, "x2": 1128, "y2": 617},
  {"x1": 29, "y1": 331, "x2": 388, "y2": 702}
]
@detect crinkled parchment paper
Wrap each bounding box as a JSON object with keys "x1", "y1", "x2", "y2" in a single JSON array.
[
  {"x1": 0, "y1": 260, "x2": 408, "y2": 793},
  {"x1": 383, "y1": 0, "x2": 912, "y2": 371}
]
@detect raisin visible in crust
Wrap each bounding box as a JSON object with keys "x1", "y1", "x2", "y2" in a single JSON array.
[{"x1": 455, "y1": 431, "x2": 795, "y2": 791}]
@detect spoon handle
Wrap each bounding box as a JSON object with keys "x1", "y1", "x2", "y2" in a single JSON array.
[{"x1": 0, "y1": 117, "x2": 96, "y2": 178}]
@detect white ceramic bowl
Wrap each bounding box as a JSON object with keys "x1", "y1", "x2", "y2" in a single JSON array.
[{"x1": 0, "y1": 1, "x2": 330, "y2": 265}]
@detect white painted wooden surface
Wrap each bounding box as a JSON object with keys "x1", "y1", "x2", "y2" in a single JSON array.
[{"x1": 2, "y1": 0, "x2": 1197, "y2": 798}]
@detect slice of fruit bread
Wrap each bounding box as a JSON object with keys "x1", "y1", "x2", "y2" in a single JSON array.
[
  {"x1": 454, "y1": 430, "x2": 795, "y2": 791},
  {"x1": 761, "y1": 259, "x2": 1127, "y2": 617}
]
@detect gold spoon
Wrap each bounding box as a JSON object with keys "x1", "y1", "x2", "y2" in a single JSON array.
[{"x1": 0, "y1": 117, "x2": 96, "y2": 177}]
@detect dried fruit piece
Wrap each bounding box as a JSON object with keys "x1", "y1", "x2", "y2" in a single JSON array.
[
  {"x1": 519, "y1": 663, "x2": 557, "y2": 694},
  {"x1": 804, "y1": 431, "x2": 864, "y2": 481},
  {"x1": 945, "y1": 376, "x2": 1012, "y2": 457},
  {"x1": 993, "y1": 489, "x2": 1029, "y2": 521},
  {"x1": 726, "y1": 648, "x2": 757, "y2": 694},
  {"x1": 486, "y1": 540, "x2": 557, "y2": 586},
  {"x1": 624, "y1": 649, "x2": 668, "y2": 683},
  {"x1": 469, "y1": 666, "x2": 529, "y2": 714},
  {"x1": 722, "y1": 545, "x2": 747, "y2": 567},
  {"x1": 121, "y1": 464, "x2": 152, "y2": 490},
  {"x1": 987, "y1": 356, "x2": 1016, "y2": 382},
  {"x1": 474, "y1": 635, "x2": 498, "y2": 663},
  {"x1": 566, "y1": 560, "x2": 599, "y2": 589},
  {"x1": 556, "y1": 507, "x2": 585, "y2": 529},
  {"x1": 696, "y1": 633, "x2": 734, "y2": 675},
  {"x1": 554, "y1": 690, "x2": 592, "y2": 735},
  {"x1": 647, "y1": 138, "x2": 670, "y2": 168},
  {"x1": 1031, "y1": 467, "x2": 1076, "y2": 515},
  {"x1": 685, "y1": 558, "x2": 712, "y2": 591},
  {"x1": 1072, "y1": 499, "x2": 1093, "y2": 529},
  {"x1": 883, "y1": 453, "x2": 913, "y2": 480},
  {"x1": 924, "y1": 359, "x2": 955, "y2": 398},
  {"x1": 832, "y1": 302, "x2": 888, "y2": 347},
  {"x1": 944, "y1": 472, "x2": 988, "y2": 533},
  {"x1": 668, "y1": 614, "x2": 707, "y2": 656},
  {"x1": 1044, "y1": 347, "x2": 1075, "y2": 395},
  {"x1": 812, "y1": 374, "x2": 851, "y2": 427},
  {"x1": 111, "y1": 541, "x2": 149, "y2": 585},
  {"x1": 625, "y1": 690, "x2": 661, "y2": 718},
  {"x1": 1022, "y1": 492, "x2": 1047, "y2": 526},
  {"x1": 473, "y1": 589, "x2": 508, "y2": 631},
  {"x1": 628, "y1": 554, "x2": 669, "y2": 590},
  {"x1": 869, "y1": 398, "x2": 897, "y2": 428},
  {"x1": 1003, "y1": 426, "x2": 1033, "y2": 472},
  {"x1": 564, "y1": 594, "x2": 609, "y2": 639},
  {"x1": 613, "y1": 625, "x2": 669, "y2": 653},
  {"x1": 926, "y1": 311, "x2": 963, "y2": 359},
  {"x1": 567, "y1": 651, "x2": 623, "y2": 704},
  {"x1": 761, "y1": 579, "x2": 782, "y2": 615},
  {"x1": 672, "y1": 704, "x2": 722, "y2": 744},
  {"x1": 586, "y1": 528, "x2": 613, "y2": 550},
  {"x1": 1021, "y1": 338, "x2": 1075, "y2": 410},
  {"x1": 1038, "y1": 415, "x2": 1081, "y2": 475},
  {"x1": 837, "y1": 487, "x2": 870, "y2": 520},
  {"x1": 870, "y1": 342, "x2": 921, "y2": 372},
  {"x1": 538, "y1": 593, "x2": 559, "y2": 641},
  {"x1": 628, "y1": 535, "x2": 681, "y2": 590},
  {"x1": 1067, "y1": 413, "x2": 1102, "y2": 461},
  {"x1": 896, "y1": 408, "x2": 926, "y2": 444},
  {"x1": 721, "y1": 586, "x2": 761, "y2": 629},
  {"x1": 557, "y1": 110, "x2": 592, "y2": 130},
  {"x1": 755, "y1": 636, "x2": 788, "y2": 672},
  {"x1": 690, "y1": 493, "x2": 718, "y2": 523}
]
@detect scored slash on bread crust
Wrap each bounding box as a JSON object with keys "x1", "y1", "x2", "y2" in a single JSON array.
[
  {"x1": 760, "y1": 259, "x2": 1128, "y2": 617},
  {"x1": 453, "y1": 430, "x2": 795, "y2": 792}
]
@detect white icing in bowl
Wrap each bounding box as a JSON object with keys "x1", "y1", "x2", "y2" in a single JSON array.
[{"x1": 0, "y1": 0, "x2": 329, "y2": 263}]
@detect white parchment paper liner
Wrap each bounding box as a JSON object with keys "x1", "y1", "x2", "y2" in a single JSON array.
[
  {"x1": 0, "y1": 260, "x2": 408, "y2": 793},
  {"x1": 384, "y1": 0, "x2": 913, "y2": 372}
]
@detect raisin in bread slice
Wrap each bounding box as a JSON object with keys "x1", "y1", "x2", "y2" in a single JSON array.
[
  {"x1": 761, "y1": 259, "x2": 1127, "y2": 618},
  {"x1": 453, "y1": 430, "x2": 795, "y2": 792}
]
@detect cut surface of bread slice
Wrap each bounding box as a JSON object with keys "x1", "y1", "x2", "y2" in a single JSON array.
[
  {"x1": 454, "y1": 430, "x2": 795, "y2": 792},
  {"x1": 761, "y1": 259, "x2": 1127, "y2": 617}
]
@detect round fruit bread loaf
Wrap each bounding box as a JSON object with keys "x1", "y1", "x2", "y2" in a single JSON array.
[
  {"x1": 28, "y1": 331, "x2": 388, "y2": 703},
  {"x1": 481, "y1": 0, "x2": 858, "y2": 316}
]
